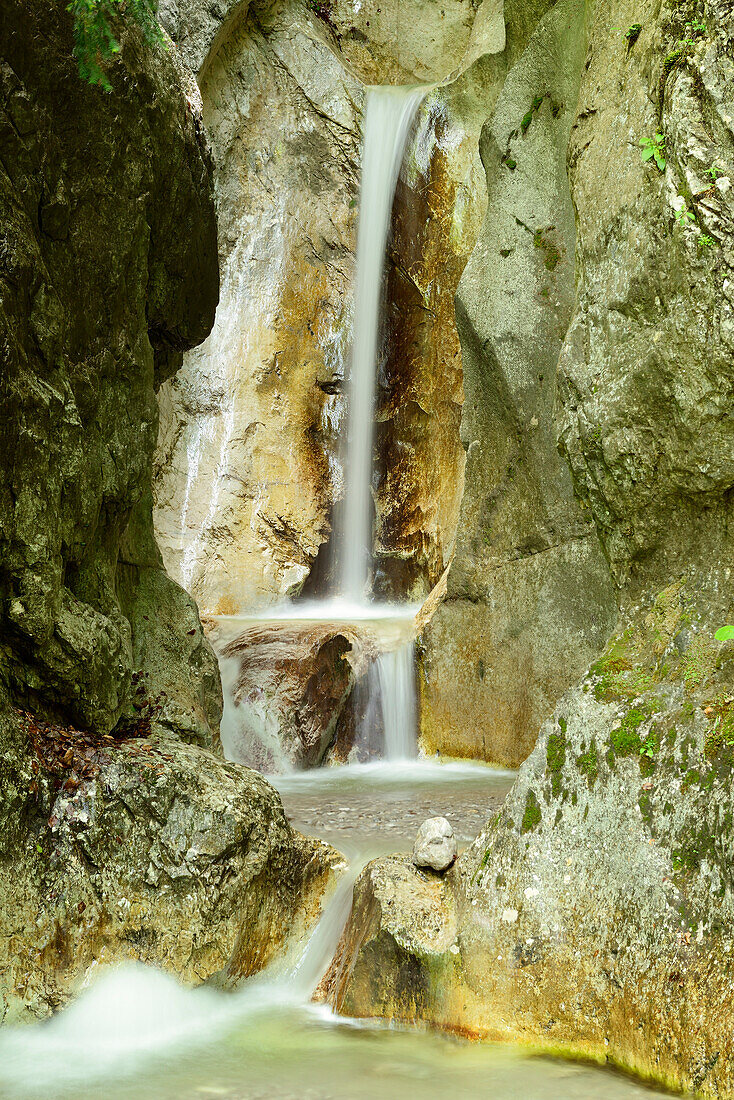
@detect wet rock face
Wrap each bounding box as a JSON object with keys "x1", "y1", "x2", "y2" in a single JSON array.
[
  {"x1": 0, "y1": 706, "x2": 340, "y2": 1024},
  {"x1": 419, "y1": 0, "x2": 617, "y2": 767},
  {"x1": 0, "y1": 0, "x2": 220, "y2": 741},
  {"x1": 153, "y1": 0, "x2": 504, "y2": 612},
  {"x1": 154, "y1": 1, "x2": 362, "y2": 613}
]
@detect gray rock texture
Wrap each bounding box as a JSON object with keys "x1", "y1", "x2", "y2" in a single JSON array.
[
  {"x1": 327, "y1": 0, "x2": 734, "y2": 1090},
  {"x1": 0, "y1": 702, "x2": 340, "y2": 1024},
  {"x1": 330, "y1": 580, "x2": 734, "y2": 1095},
  {"x1": 412, "y1": 817, "x2": 457, "y2": 872},
  {"x1": 419, "y1": 0, "x2": 617, "y2": 767}
]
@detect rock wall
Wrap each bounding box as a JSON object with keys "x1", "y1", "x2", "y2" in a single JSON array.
[
  {"x1": 0, "y1": 0, "x2": 220, "y2": 744},
  {"x1": 0, "y1": 0, "x2": 339, "y2": 1020},
  {"x1": 419, "y1": 0, "x2": 617, "y2": 767},
  {"x1": 152, "y1": 0, "x2": 505, "y2": 611},
  {"x1": 326, "y1": 0, "x2": 734, "y2": 1092},
  {"x1": 154, "y1": 1, "x2": 362, "y2": 612}
]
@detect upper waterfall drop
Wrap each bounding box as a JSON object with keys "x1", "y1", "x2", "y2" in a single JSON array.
[{"x1": 340, "y1": 85, "x2": 427, "y2": 604}]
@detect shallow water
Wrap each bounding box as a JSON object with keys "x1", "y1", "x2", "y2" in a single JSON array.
[
  {"x1": 0, "y1": 996, "x2": 673, "y2": 1100},
  {"x1": 0, "y1": 760, "x2": 673, "y2": 1100},
  {"x1": 275, "y1": 758, "x2": 515, "y2": 851}
]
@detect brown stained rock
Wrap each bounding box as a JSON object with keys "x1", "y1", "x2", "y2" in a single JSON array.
[
  {"x1": 153, "y1": 4, "x2": 362, "y2": 613},
  {"x1": 373, "y1": 106, "x2": 468, "y2": 603},
  {"x1": 153, "y1": 0, "x2": 501, "y2": 615},
  {"x1": 218, "y1": 622, "x2": 365, "y2": 770}
]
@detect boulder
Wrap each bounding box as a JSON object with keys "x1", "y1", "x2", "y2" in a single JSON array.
[
  {"x1": 0, "y1": 704, "x2": 341, "y2": 1024},
  {"x1": 330, "y1": 580, "x2": 734, "y2": 1096},
  {"x1": 215, "y1": 620, "x2": 364, "y2": 771}
]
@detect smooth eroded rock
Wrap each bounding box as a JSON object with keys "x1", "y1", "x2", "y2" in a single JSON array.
[{"x1": 412, "y1": 817, "x2": 457, "y2": 872}]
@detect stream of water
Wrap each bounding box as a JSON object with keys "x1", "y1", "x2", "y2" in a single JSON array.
[{"x1": 0, "y1": 764, "x2": 672, "y2": 1100}]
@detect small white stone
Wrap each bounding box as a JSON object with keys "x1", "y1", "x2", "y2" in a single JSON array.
[
  {"x1": 501, "y1": 908, "x2": 518, "y2": 923},
  {"x1": 524, "y1": 887, "x2": 538, "y2": 898},
  {"x1": 449, "y1": 944, "x2": 460, "y2": 955},
  {"x1": 412, "y1": 817, "x2": 457, "y2": 873}
]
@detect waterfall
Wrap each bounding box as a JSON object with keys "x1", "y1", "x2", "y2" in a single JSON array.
[
  {"x1": 215, "y1": 86, "x2": 428, "y2": 772},
  {"x1": 376, "y1": 641, "x2": 417, "y2": 761},
  {"x1": 340, "y1": 85, "x2": 426, "y2": 604}
]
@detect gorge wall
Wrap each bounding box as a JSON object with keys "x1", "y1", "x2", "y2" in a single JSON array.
[
  {"x1": 325, "y1": 0, "x2": 734, "y2": 1092},
  {"x1": 152, "y1": 0, "x2": 624, "y2": 769},
  {"x1": 0, "y1": 0, "x2": 338, "y2": 1022}
]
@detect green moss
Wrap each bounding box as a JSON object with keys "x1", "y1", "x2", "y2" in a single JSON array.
[
  {"x1": 547, "y1": 727, "x2": 567, "y2": 797},
  {"x1": 703, "y1": 696, "x2": 734, "y2": 766},
  {"x1": 682, "y1": 635, "x2": 718, "y2": 693},
  {"x1": 610, "y1": 707, "x2": 648, "y2": 756},
  {"x1": 638, "y1": 792, "x2": 653, "y2": 824},
  {"x1": 533, "y1": 227, "x2": 563, "y2": 270},
  {"x1": 520, "y1": 94, "x2": 545, "y2": 134},
  {"x1": 521, "y1": 789, "x2": 542, "y2": 833},
  {"x1": 576, "y1": 743, "x2": 599, "y2": 785},
  {"x1": 663, "y1": 47, "x2": 686, "y2": 74},
  {"x1": 671, "y1": 821, "x2": 717, "y2": 874}
]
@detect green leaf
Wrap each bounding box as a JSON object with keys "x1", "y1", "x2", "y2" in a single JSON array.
[
  {"x1": 715, "y1": 625, "x2": 734, "y2": 642},
  {"x1": 641, "y1": 147, "x2": 655, "y2": 161},
  {"x1": 655, "y1": 154, "x2": 666, "y2": 170}
]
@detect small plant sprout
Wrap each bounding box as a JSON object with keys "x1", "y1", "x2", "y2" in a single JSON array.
[
  {"x1": 715, "y1": 626, "x2": 734, "y2": 642},
  {"x1": 626, "y1": 22, "x2": 643, "y2": 42},
  {"x1": 705, "y1": 162, "x2": 724, "y2": 181},
  {"x1": 675, "y1": 200, "x2": 696, "y2": 226},
  {"x1": 698, "y1": 234, "x2": 716, "y2": 249},
  {"x1": 640, "y1": 132, "x2": 666, "y2": 171},
  {"x1": 685, "y1": 19, "x2": 707, "y2": 35}
]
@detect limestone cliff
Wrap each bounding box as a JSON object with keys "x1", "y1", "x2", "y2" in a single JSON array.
[{"x1": 0, "y1": 0, "x2": 220, "y2": 743}]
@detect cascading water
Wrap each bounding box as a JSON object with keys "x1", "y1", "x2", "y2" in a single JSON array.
[
  {"x1": 375, "y1": 640, "x2": 418, "y2": 761},
  {"x1": 341, "y1": 85, "x2": 426, "y2": 605}
]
